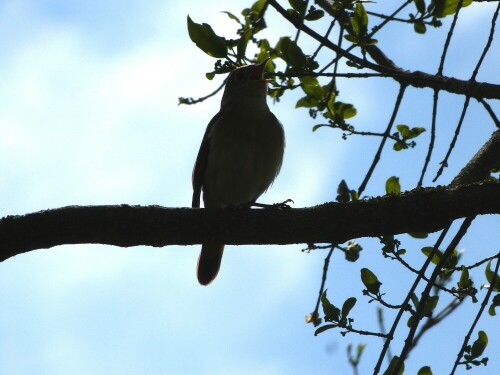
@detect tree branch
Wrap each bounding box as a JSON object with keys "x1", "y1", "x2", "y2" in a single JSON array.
[
  {"x1": 268, "y1": 0, "x2": 500, "y2": 99},
  {"x1": 0, "y1": 183, "x2": 498, "y2": 262}
]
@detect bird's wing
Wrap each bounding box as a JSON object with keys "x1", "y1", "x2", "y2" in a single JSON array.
[{"x1": 192, "y1": 112, "x2": 221, "y2": 208}]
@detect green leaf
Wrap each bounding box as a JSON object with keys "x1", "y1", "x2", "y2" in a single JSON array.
[
  {"x1": 470, "y1": 331, "x2": 488, "y2": 359},
  {"x1": 433, "y1": 0, "x2": 473, "y2": 18},
  {"x1": 393, "y1": 141, "x2": 407, "y2": 151},
  {"x1": 459, "y1": 266, "x2": 470, "y2": 289},
  {"x1": 277, "y1": 37, "x2": 307, "y2": 67},
  {"x1": 385, "y1": 176, "x2": 401, "y2": 195},
  {"x1": 296, "y1": 96, "x2": 318, "y2": 108},
  {"x1": 414, "y1": 0, "x2": 426, "y2": 14},
  {"x1": 321, "y1": 290, "x2": 341, "y2": 321},
  {"x1": 300, "y1": 76, "x2": 324, "y2": 99},
  {"x1": 344, "y1": 34, "x2": 360, "y2": 44},
  {"x1": 417, "y1": 365, "x2": 433, "y2": 375},
  {"x1": 314, "y1": 323, "x2": 337, "y2": 336},
  {"x1": 342, "y1": 297, "x2": 357, "y2": 317},
  {"x1": 312, "y1": 124, "x2": 329, "y2": 132},
  {"x1": 383, "y1": 356, "x2": 404, "y2": 375},
  {"x1": 205, "y1": 72, "x2": 215, "y2": 80},
  {"x1": 422, "y1": 246, "x2": 443, "y2": 265},
  {"x1": 221, "y1": 11, "x2": 242, "y2": 24},
  {"x1": 489, "y1": 294, "x2": 500, "y2": 316},
  {"x1": 396, "y1": 124, "x2": 426, "y2": 140},
  {"x1": 351, "y1": 3, "x2": 368, "y2": 36},
  {"x1": 422, "y1": 295, "x2": 439, "y2": 317},
  {"x1": 289, "y1": 0, "x2": 307, "y2": 14},
  {"x1": 361, "y1": 268, "x2": 382, "y2": 295},
  {"x1": 251, "y1": 0, "x2": 267, "y2": 13},
  {"x1": 237, "y1": 29, "x2": 252, "y2": 61},
  {"x1": 331, "y1": 101, "x2": 357, "y2": 119},
  {"x1": 414, "y1": 21, "x2": 427, "y2": 34},
  {"x1": 407, "y1": 315, "x2": 414, "y2": 327},
  {"x1": 187, "y1": 16, "x2": 228, "y2": 58},
  {"x1": 485, "y1": 261, "x2": 500, "y2": 291},
  {"x1": 305, "y1": 9, "x2": 325, "y2": 21}
]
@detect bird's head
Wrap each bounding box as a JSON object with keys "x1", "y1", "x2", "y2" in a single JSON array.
[{"x1": 221, "y1": 58, "x2": 271, "y2": 109}]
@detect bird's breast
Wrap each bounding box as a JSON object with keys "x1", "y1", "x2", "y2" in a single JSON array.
[{"x1": 204, "y1": 109, "x2": 285, "y2": 206}]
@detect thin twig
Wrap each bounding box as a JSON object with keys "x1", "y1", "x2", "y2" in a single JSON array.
[
  {"x1": 437, "y1": 0, "x2": 465, "y2": 76},
  {"x1": 358, "y1": 85, "x2": 407, "y2": 196},
  {"x1": 311, "y1": 246, "x2": 335, "y2": 324},
  {"x1": 179, "y1": 77, "x2": 228, "y2": 105},
  {"x1": 477, "y1": 98, "x2": 500, "y2": 128},
  {"x1": 418, "y1": 89, "x2": 439, "y2": 187}
]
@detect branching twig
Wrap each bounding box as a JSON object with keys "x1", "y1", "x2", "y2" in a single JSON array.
[
  {"x1": 392, "y1": 217, "x2": 475, "y2": 373},
  {"x1": 450, "y1": 252, "x2": 500, "y2": 374}
]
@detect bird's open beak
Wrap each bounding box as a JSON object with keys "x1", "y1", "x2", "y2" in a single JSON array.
[{"x1": 250, "y1": 57, "x2": 272, "y2": 82}]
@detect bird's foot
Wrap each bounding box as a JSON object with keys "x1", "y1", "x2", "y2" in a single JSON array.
[{"x1": 252, "y1": 199, "x2": 294, "y2": 210}]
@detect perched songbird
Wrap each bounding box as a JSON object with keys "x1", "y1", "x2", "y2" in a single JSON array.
[{"x1": 192, "y1": 58, "x2": 285, "y2": 285}]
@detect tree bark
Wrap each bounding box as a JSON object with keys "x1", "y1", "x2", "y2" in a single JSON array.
[{"x1": 0, "y1": 182, "x2": 498, "y2": 262}]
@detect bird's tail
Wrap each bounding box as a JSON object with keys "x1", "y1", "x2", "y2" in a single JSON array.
[{"x1": 197, "y1": 244, "x2": 225, "y2": 285}]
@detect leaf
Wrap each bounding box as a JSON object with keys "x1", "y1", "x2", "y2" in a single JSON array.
[
  {"x1": 488, "y1": 294, "x2": 500, "y2": 316},
  {"x1": 410, "y1": 293, "x2": 419, "y2": 308},
  {"x1": 331, "y1": 101, "x2": 357, "y2": 119},
  {"x1": 417, "y1": 365, "x2": 433, "y2": 375},
  {"x1": 414, "y1": 21, "x2": 427, "y2": 34},
  {"x1": 432, "y1": 0, "x2": 473, "y2": 18},
  {"x1": 312, "y1": 124, "x2": 329, "y2": 132},
  {"x1": 470, "y1": 331, "x2": 488, "y2": 359},
  {"x1": 485, "y1": 260, "x2": 500, "y2": 291},
  {"x1": 296, "y1": 96, "x2": 318, "y2": 108},
  {"x1": 414, "y1": 0, "x2": 426, "y2": 14},
  {"x1": 221, "y1": 11, "x2": 242, "y2": 24},
  {"x1": 321, "y1": 290, "x2": 341, "y2": 321},
  {"x1": 277, "y1": 37, "x2": 307, "y2": 67},
  {"x1": 422, "y1": 246, "x2": 443, "y2": 265},
  {"x1": 300, "y1": 76, "x2": 324, "y2": 99},
  {"x1": 459, "y1": 266, "x2": 470, "y2": 289},
  {"x1": 305, "y1": 9, "x2": 325, "y2": 21},
  {"x1": 422, "y1": 295, "x2": 439, "y2": 317},
  {"x1": 314, "y1": 324, "x2": 337, "y2": 336},
  {"x1": 385, "y1": 176, "x2": 401, "y2": 195},
  {"x1": 393, "y1": 141, "x2": 407, "y2": 151},
  {"x1": 342, "y1": 297, "x2": 357, "y2": 317},
  {"x1": 187, "y1": 16, "x2": 228, "y2": 58},
  {"x1": 344, "y1": 34, "x2": 360, "y2": 44},
  {"x1": 237, "y1": 29, "x2": 253, "y2": 61},
  {"x1": 361, "y1": 268, "x2": 382, "y2": 295},
  {"x1": 383, "y1": 356, "x2": 404, "y2": 375},
  {"x1": 351, "y1": 3, "x2": 368, "y2": 36},
  {"x1": 289, "y1": 0, "x2": 307, "y2": 14}
]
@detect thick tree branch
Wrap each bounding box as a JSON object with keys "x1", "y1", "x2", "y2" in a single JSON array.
[{"x1": 0, "y1": 183, "x2": 498, "y2": 262}]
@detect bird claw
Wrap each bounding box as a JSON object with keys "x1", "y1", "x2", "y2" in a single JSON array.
[
  {"x1": 273, "y1": 199, "x2": 294, "y2": 210},
  {"x1": 252, "y1": 199, "x2": 294, "y2": 210}
]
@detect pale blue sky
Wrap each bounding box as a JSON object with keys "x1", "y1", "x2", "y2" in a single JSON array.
[{"x1": 0, "y1": 1, "x2": 498, "y2": 374}]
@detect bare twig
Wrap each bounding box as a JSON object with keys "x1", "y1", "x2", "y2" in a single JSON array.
[{"x1": 358, "y1": 85, "x2": 407, "y2": 196}]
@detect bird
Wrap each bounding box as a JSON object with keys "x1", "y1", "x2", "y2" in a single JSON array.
[{"x1": 192, "y1": 58, "x2": 285, "y2": 285}]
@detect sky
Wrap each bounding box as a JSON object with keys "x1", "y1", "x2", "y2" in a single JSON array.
[{"x1": 0, "y1": 0, "x2": 499, "y2": 374}]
